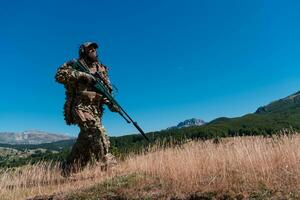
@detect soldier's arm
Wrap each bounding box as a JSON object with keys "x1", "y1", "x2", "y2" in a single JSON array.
[{"x1": 55, "y1": 61, "x2": 95, "y2": 84}]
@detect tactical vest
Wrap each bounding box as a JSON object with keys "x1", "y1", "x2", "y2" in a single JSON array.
[{"x1": 62, "y1": 59, "x2": 110, "y2": 125}]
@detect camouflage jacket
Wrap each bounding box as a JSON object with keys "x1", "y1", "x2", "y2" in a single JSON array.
[{"x1": 55, "y1": 58, "x2": 113, "y2": 125}]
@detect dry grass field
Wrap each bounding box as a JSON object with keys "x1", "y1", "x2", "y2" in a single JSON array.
[{"x1": 1, "y1": 135, "x2": 300, "y2": 199}]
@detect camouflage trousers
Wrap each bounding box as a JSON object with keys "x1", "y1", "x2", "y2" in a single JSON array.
[{"x1": 64, "y1": 100, "x2": 111, "y2": 173}]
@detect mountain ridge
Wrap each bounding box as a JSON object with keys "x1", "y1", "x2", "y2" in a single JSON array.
[
  {"x1": 255, "y1": 91, "x2": 300, "y2": 114},
  {"x1": 0, "y1": 130, "x2": 74, "y2": 145},
  {"x1": 166, "y1": 118, "x2": 206, "y2": 130}
]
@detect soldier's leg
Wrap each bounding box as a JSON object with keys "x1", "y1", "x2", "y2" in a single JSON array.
[
  {"x1": 94, "y1": 120, "x2": 118, "y2": 167},
  {"x1": 94, "y1": 120, "x2": 110, "y2": 155},
  {"x1": 64, "y1": 108, "x2": 106, "y2": 174}
]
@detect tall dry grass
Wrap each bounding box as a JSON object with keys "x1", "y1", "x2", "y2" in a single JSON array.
[
  {"x1": 1, "y1": 135, "x2": 300, "y2": 199},
  {"x1": 123, "y1": 135, "x2": 300, "y2": 197},
  {"x1": 0, "y1": 161, "x2": 122, "y2": 200}
]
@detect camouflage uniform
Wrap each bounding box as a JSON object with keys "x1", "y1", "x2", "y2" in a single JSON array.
[{"x1": 55, "y1": 42, "x2": 117, "y2": 173}]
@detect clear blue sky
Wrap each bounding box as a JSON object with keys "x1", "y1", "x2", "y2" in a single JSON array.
[{"x1": 1, "y1": 0, "x2": 300, "y2": 137}]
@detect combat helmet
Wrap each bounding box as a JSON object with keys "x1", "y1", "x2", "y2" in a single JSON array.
[{"x1": 79, "y1": 42, "x2": 99, "y2": 58}]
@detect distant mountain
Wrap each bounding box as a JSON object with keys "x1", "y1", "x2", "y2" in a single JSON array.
[
  {"x1": 167, "y1": 118, "x2": 206, "y2": 130},
  {"x1": 205, "y1": 91, "x2": 300, "y2": 133},
  {"x1": 255, "y1": 91, "x2": 300, "y2": 114},
  {"x1": 0, "y1": 130, "x2": 74, "y2": 145}
]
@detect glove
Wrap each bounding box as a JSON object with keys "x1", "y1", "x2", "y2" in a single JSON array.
[
  {"x1": 108, "y1": 103, "x2": 120, "y2": 112},
  {"x1": 101, "y1": 98, "x2": 119, "y2": 112}
]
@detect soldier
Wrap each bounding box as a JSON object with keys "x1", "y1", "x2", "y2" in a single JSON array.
[{"x1": 55, "y1": 42, "x2": 119, "y2": 175}]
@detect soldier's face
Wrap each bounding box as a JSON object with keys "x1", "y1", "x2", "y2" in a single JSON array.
[{"x1": 87, "y1": 47, "x2": 98, "y2": 62}]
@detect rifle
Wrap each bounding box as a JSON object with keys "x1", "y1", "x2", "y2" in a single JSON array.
[{"x1": 71, "y1": 60, "x2": 149, "y2": 141}]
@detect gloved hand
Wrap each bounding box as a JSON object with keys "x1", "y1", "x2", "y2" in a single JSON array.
[{"x1": 108, "y1": 103, "x2": 120, "y2": 112}]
